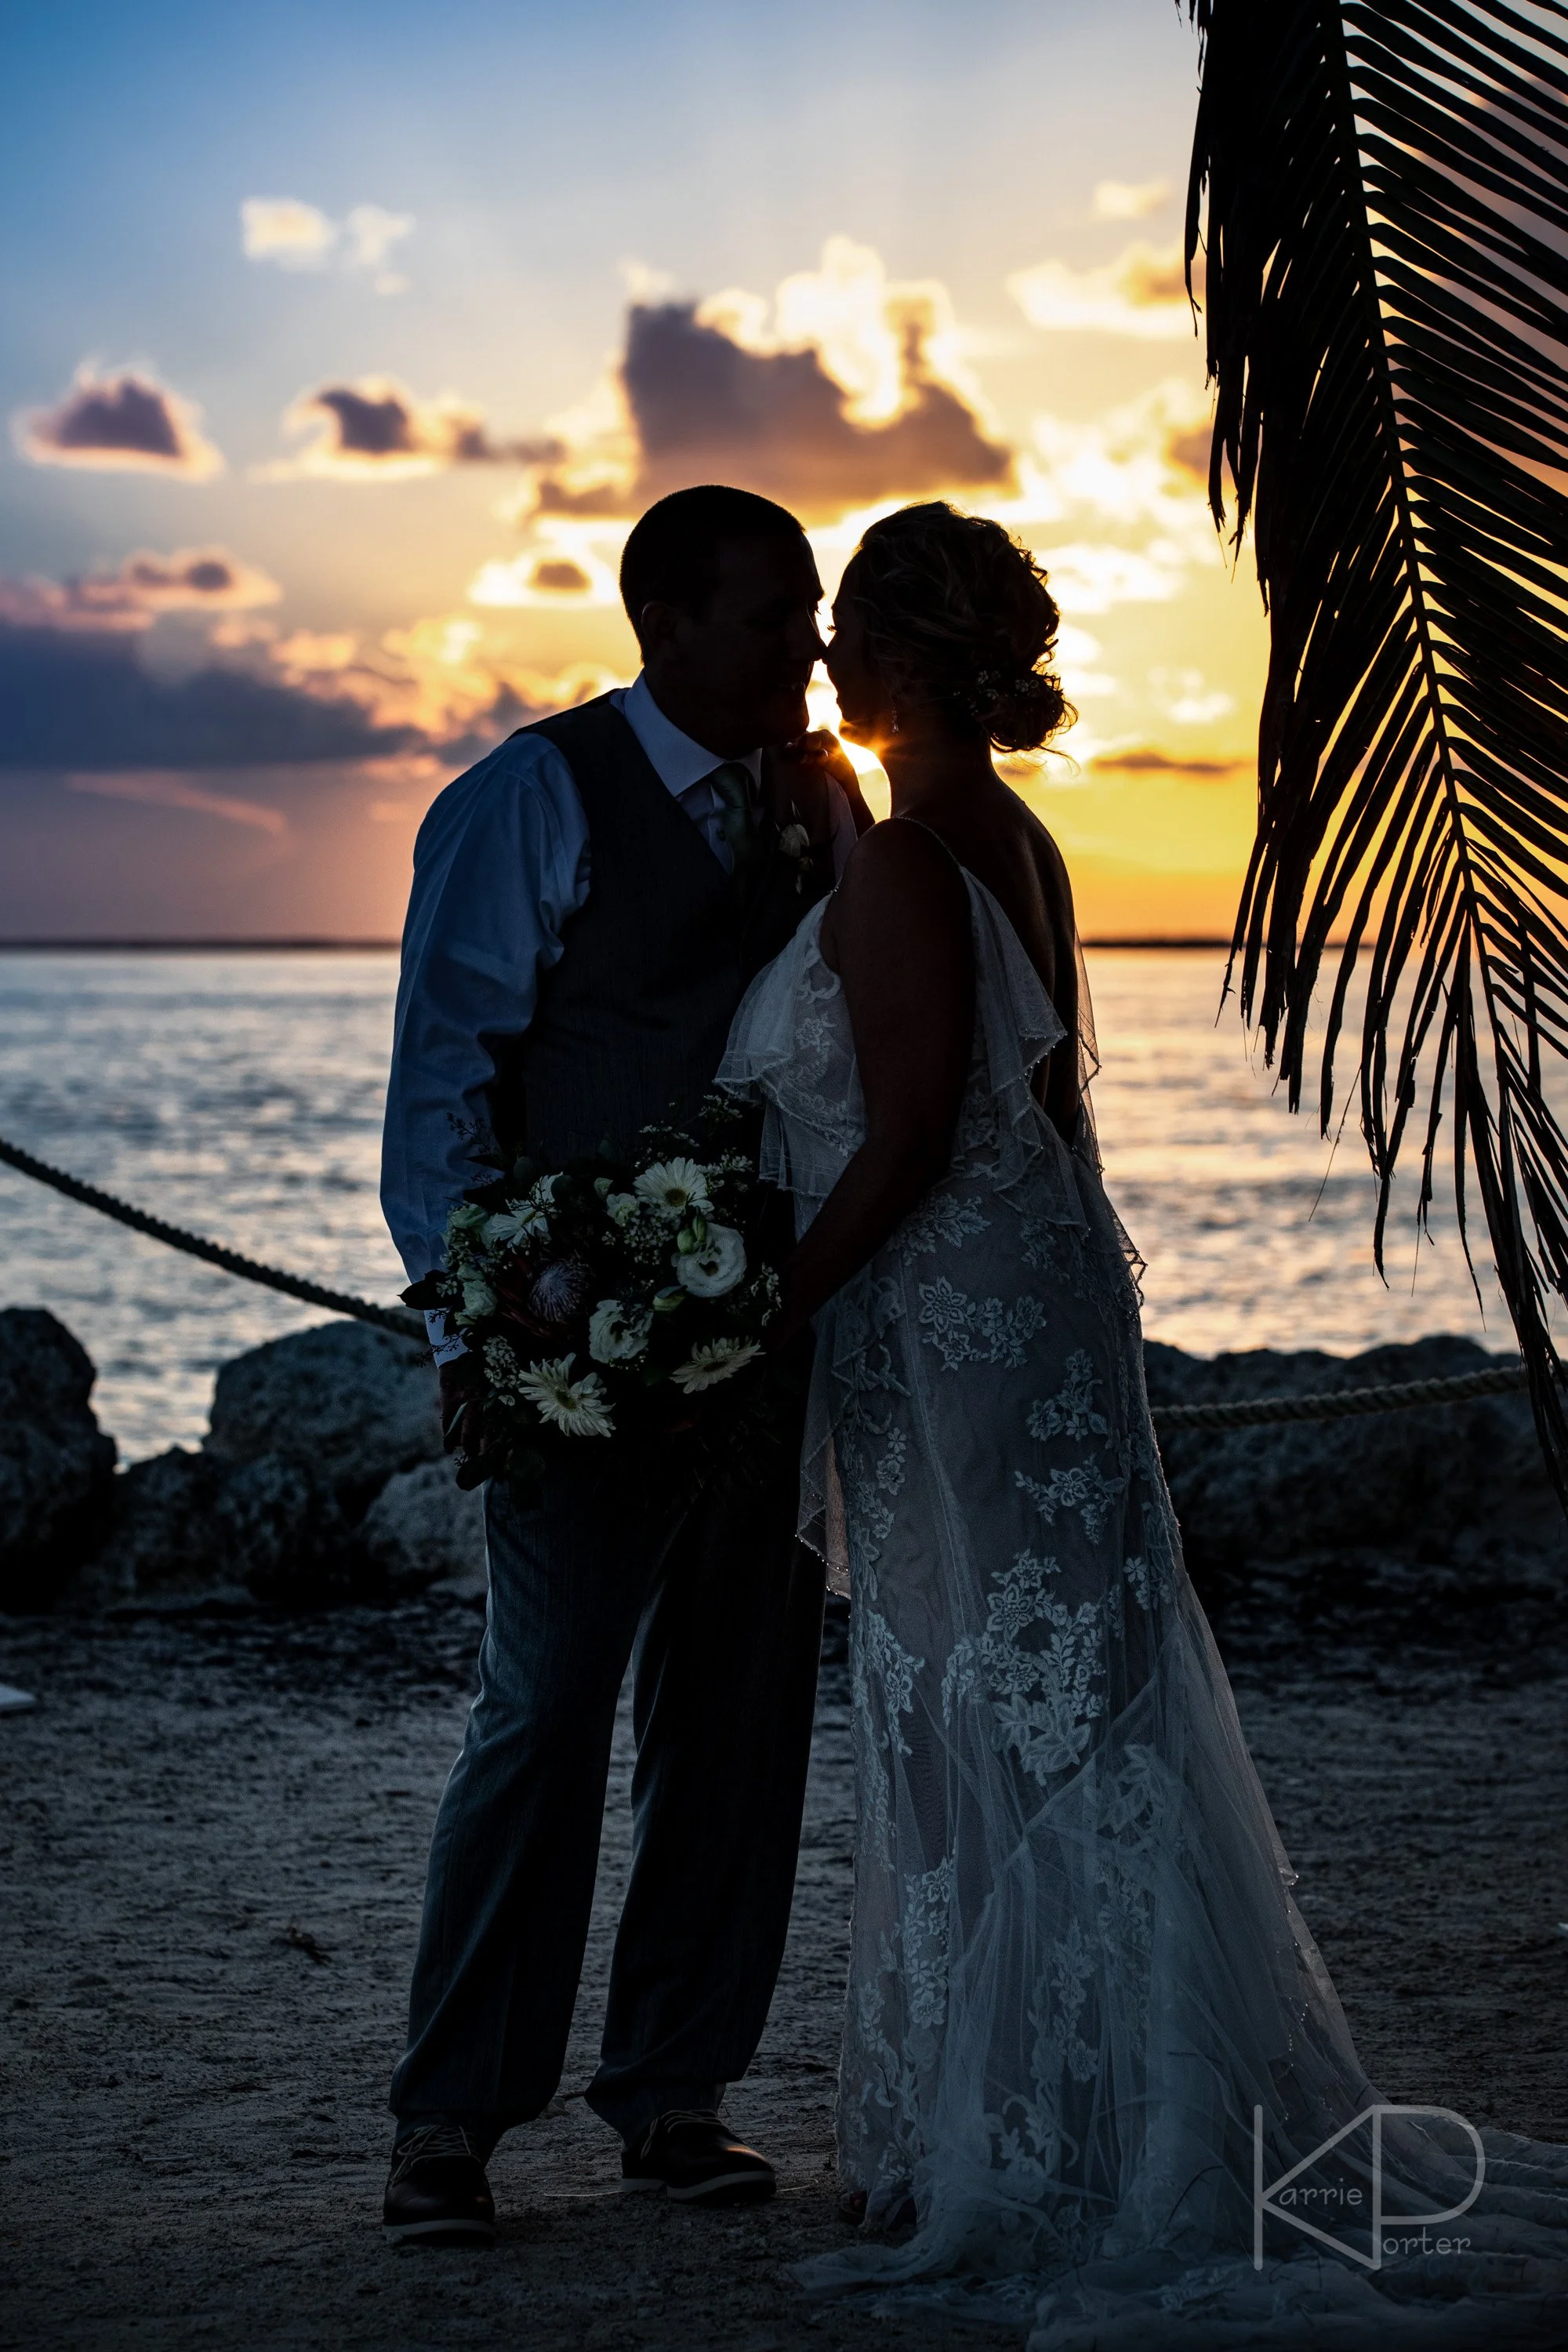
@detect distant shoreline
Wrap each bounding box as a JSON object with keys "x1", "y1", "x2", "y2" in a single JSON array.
[{"x1": 0, "y1": 935, "x2": 1246, "y2": 953}]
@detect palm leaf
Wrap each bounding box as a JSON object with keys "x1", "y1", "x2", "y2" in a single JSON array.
[{"x1": 1184, "y1": 0, "x2": 1568, "y2": 1497}]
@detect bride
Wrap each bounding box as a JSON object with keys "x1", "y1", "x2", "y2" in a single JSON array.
[{"x1": 720, "y1": 503, "x2": 1566, "y2": 2347}]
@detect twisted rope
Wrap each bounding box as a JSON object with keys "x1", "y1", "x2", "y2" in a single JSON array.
[
  {"x1": 1152, "y1": 1363, "x2": 1526, "y2": 1431},
  {"x1": 0, "y1": 1134, "x2": 425, "y2": 1344},
  {"x1": 0, "y1": 1131, "x2": 1535, "y2": 1421}
]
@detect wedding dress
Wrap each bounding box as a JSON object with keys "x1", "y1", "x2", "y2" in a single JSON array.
[{"x1": 719, "y1": 863, "x2": 1568, "y2": 2349}]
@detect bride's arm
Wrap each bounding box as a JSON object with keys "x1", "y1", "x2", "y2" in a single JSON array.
[{"x1": 769, "y1": 822, "x2": 975, "y2": 1346}]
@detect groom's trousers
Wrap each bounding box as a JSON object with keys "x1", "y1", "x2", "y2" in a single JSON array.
[{"x1": 388, "y1": 1429, "x2": 826, "y2": 2144}]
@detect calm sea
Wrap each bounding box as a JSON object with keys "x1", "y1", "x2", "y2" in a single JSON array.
[{"x1": 0, "y1": 949, "x2": 1507, "y2": 1464}]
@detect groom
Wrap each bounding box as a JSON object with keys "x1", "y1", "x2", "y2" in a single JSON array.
[{"x1": 378, "y1": 485, "x2": 862, "y2": 2242}]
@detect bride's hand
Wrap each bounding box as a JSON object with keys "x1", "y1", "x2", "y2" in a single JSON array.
[{"x1": 765, "y1": 731, "x2": 875, "y2": 838}]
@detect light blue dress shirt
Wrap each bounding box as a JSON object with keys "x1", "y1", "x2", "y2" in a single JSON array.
[{"x1": 380, "y1": 674, "x2": 855, "y2": 1357}]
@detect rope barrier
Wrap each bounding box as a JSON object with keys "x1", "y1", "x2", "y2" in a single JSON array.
[
  {"x1": 0, "y1": 1131, "x2": 1536, "y2": 1425},
  {"x1": 1152, "y1": 1362, "x2": 1526, "y2": 1431},
  {"x1": 0, "y1": 1134, "x2": 425, "y2": 1345}
]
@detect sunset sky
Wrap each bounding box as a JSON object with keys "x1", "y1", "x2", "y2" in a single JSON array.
[{"x1": 1, "y1": 0, "x2": 1270, "y2": 941}]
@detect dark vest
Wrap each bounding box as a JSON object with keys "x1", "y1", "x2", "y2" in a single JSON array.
[{"x1": 490, "y1": 695, "x2": 833, "y2": 1164}]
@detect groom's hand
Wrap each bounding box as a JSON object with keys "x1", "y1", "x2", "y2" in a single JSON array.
[{"x1": 437, "y1": 1357, "x2": 483, "y2": 1458}]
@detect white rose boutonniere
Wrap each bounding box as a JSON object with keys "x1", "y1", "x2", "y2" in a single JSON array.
[{"x1": 779, "y1": 819, "x2": 814, "y2": 893}]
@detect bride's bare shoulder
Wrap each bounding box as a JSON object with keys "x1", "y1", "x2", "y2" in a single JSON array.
[{"x1": 822, "y1": 817, "x2": 970, "y2": 971}]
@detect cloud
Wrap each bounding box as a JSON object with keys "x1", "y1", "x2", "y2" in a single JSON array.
[
  {"x1": 1093, "y1": 179, "x2": 1171, "y2": 222},
  {"x1": 15, "y1": 365, "x2": 223, "y2": 477},
  {"x1": 242, "y1": 197, "x2": 413, "y2": 292},
  {"x1": 530, "y1": 238, "x2": 1013, "y2": 521},
  {"x1": 0, "y1": 563, "x2": 620, "y2": 775},
  {"x1": 1149, "y1": 666, "x2": 1236, "y2": 725},
  {"x1": 0, "y1": 612, "x2": 418, "y2": 771},
  {"x1": 1029, "y1": 541, "x2": 1195, "y2": 615},
  {"x1": 469, "y1": 522, "x2": 623, "y2": 609},
  {"x1": 343, "y1": 204, "x2": 413, "y2": 285},
  {"x1": 0, "y1": 549, "x2": 281, "y2": 633},
  {"x1": 270, "y1": 376, "x2": 554, "y2": 480},
  {"x1": 1008, "y1": 241, "x2": 1201, "y2": 341},
  {"x1": 66, "y1": 773, "x2": 289, "y2": 833},
  {"x1": 281, "y1": 241, "x2": 1011, "y2": 515},
  {"x1": 531, "y1": 559, "x2": 592, "y2": 594},
  {"x1": 241, "y1": 198, "x2": 337, "y2": 267},
  {"x1": 1090, "y1": 746, "x2": 1250, "y2": 776}
]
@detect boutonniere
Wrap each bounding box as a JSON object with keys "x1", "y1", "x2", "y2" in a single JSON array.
[{"x1": 779, "y1": 815, "x2": 815, "y2": 893}]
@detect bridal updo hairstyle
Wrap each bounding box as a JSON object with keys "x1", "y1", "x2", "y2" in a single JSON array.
[{"x1": 840, "y1": 502, "x2": 1073, "y2": 754}]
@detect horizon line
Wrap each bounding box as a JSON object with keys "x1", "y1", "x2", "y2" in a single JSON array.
[{"x1": 0, "y1": 932, "x2": 1278, "y2": 953}]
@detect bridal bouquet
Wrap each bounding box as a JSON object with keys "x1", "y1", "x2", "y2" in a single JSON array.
[{"x1": 402, "y1": 1093, "x2": 789, "y2": 1493}]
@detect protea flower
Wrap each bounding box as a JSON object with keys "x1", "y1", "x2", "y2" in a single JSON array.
[{"x1": 528, "y1": 1257, "x2": 590, "y2": 1323}]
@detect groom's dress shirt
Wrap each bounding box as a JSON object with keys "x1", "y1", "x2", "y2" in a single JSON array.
[{"x1": 381, "y1": 673, "x2": 857, "y2": 1346}]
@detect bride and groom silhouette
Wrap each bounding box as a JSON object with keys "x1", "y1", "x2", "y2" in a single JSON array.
[{"x1": 378, "y1": 485, "x2": 1565, "y2": 2343}]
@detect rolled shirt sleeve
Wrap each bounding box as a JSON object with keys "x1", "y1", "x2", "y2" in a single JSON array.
[{"x1": 379, "y1": 734, "x2": 590, "y2": 1301}]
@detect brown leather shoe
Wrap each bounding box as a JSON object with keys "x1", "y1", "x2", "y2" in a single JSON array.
[
  {"x1": 620, "y1": 2110, "x2": 775, "y2": 2205},
  {"x1": 383, "y1": 2124, "x2": 496, "y2": 2245}
]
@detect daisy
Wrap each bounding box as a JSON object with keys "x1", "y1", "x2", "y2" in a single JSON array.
[
  {"x1": 634, "y1": 1157, "x2": 713, "y2": 1221},
  {"x1": 514, "y1": 1354, "x2": 615, "y2": 1437},
  {"x1": 671, "y1": 1338, "x2": 763, "y2": 1393}
]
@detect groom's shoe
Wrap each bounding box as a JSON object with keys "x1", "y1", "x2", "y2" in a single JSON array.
[
  {"x1": 620, "y1": 2110, "x2": 775, "y2": 2205},
  {"x1": 383, "y1": 2124, "x2": 496, "y2": 2245}
]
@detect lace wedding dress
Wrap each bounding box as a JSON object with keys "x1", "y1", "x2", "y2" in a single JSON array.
[{"x1": 719, "y1": 865, "x2": 1568, "y2": 2349}]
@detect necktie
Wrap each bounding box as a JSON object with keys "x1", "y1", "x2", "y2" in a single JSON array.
[{"x1": 708, "y1": 761, "x2": 768, "y2": 900}]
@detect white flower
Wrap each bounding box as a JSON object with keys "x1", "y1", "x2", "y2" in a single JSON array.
[
  {"x1": 604, "y1": 1192, "x2": 638, "y2": 1228},
  {"x1": 635, "y1": 1157, "x2": 713, "y2": 1221},
  {"x1": 588, "y1": 1298, "x2": 653, "y2": 1363},
  {"x1": 528, "y1": 1173, "x2": 564, "y2": 1207},
  {"x1": 514, "y1": 1353, "x2": 615, "y2": 1437},
  {"x1": 674, "y1": 1224, "x2": 747, "y2": 1299},
  {"x1": 447, "y1": 1201, "x2": 488, "y2": 1236},
  {"x1": 458, "y1": 1276, "x2": 496, "y2": 1323},
  {"x1": 483, "y1": 1335, "x2": 522, "y2": 1396},
  {"x1": 779, "y1": 822, "x2": 811, "y2": 860},
  {"x1": 484, "y1": 1200, "x2": 550, "y2": 1249},
  {"x1": 671, "y1": 1338, "x2": 763, "y2": 1392}
]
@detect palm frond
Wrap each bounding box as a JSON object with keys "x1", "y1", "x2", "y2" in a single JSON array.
[{"x1": 1185, "y1": 0, "x2": 1568, "y2": 1496}]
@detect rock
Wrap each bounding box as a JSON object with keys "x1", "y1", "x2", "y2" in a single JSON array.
[
  {"x1": 66, "y1": 1446, "x2": 231, "y2": 1608},
  {"x1": 1145, "y1": 1334, "x2": 1565, "y2": 1585},
  {"x1": 359, "y1": 1458, "x2": 488, "y2": 1599},
  {"x1": 0, "y1": 1308, "x2": 117, "y2": 1610},
  {"x1": 204, "y1": 1321, "x2": 438, "y2": 1510},
  {"x1": 212, "y1": 1454, "x2": 353, "y2": 1607}
]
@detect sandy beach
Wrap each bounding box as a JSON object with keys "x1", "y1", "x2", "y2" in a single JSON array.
[{"x1": 2, "y1": 1588, "x2": 1563, "y2": 2352}]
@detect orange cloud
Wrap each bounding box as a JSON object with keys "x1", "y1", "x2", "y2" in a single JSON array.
[
  {"x1": 1009, "y1": 241, "x2": 1203, "y2": 341},
  {"x1": 528, "y1": 238, "x2": 1012, "y2": 523},
  {"x1": 16, "y1": 365, "x2": 224, "y2": 477},
  {"x1": 1093, "y1": 179, "x2": 1171, "y2": 222}
]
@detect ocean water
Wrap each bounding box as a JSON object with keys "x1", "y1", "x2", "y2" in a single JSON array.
[{"x1": 0, "y1": 949, "x2": 1508, "y2": 1465}]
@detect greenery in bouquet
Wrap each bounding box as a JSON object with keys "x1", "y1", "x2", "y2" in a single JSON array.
[{"x1": 402, "y1": 1093, "x2": 794, "y2": 1495}]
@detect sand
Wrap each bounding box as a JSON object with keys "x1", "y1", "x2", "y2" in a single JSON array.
[{"x1": 2, "y1": 1593, "x2": 1564, "y2": 2352}]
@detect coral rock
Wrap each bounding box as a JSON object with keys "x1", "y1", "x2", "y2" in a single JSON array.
[
  {"x1": 359, "y1": 1457, "x2": 488, "y2": 1599},
  {"x1": 0, "y1": 1307, "x2": 116, "y2": 1610}
]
